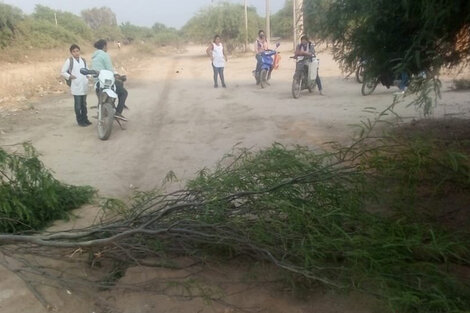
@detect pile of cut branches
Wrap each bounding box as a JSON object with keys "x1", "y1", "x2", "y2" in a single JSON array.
[
  {"x1": 0, "y1": 143, "x2": 95, "y2": 232},
  {"x1": 1, "y1": 139, "x2": 469, "y2": 312}
]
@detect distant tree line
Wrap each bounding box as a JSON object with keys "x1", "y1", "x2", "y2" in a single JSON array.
[
  {"x1": 0, "y1": 3, "x2": 180, "y2": 50},
  {"x1": 0, "y1": 2, "x2": 295, "y2": 54}
]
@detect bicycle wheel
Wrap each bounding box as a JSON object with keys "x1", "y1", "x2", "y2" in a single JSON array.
[
  {"x1": 356, "y1": 64, "x2": 365, "y2": 83},
  {"x1": 361, "y1": 77, "x2": 378, "y2": 96}
]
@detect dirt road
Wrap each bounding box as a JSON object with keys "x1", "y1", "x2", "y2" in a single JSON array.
[
  {"x1": 0, "y1": 44, "x2": 469, "y2": 312},
  {"x1": 1, "y1": 45, "x2": 469, "y2": 198}
]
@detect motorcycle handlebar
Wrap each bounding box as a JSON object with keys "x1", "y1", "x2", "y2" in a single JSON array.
[{"x1": 80, "y1": 68, "x2": 98, "y2": 76}]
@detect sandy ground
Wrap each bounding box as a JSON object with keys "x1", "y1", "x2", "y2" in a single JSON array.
[{"x1": 0, "y1": 43, "x2": 469, "y2": 312}]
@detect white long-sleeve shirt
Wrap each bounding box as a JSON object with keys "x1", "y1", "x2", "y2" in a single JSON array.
[{"x1": 60, "y1": 57, "x2": 89, "y2": 96}]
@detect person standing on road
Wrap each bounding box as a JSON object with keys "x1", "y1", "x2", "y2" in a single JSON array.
[
  {"x1": 206, "y1": 35, "x2": 227, "y2": 88},
  {"x1": 91, "y1": 39, "x2": 128, "y2": 120},
  {"x1": 61, "y1": 44, "x2": 91, "y2": 127}
]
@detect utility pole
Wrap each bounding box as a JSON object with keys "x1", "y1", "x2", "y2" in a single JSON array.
[
  {"x1": 54, "y1": 12, "x2": 58, "y2": 26},
  {"x1": 293, "y1": 0, "x2": 304, "y2": 49},
  {"x1": 244, "y1": 0, "x2": 248, "y2": 52},
  {"x1": 293, "y1": 0, "x2": 296, "y2": 49},
  {"x1": 266, "y1": 0, "x2": 271, "y2": 43}
]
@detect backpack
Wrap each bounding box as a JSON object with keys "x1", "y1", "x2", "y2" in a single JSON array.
[{"x1": 65, "y1": 57, "x2": 86, "y2": 87}]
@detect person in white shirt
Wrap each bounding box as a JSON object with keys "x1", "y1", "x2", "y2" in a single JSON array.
[
  {"x1": 61, "y1": 44, "x2": 90, "y2": 126},
  {"x1": 206, "y1": 35, "x2": 228, "y2": 88}
]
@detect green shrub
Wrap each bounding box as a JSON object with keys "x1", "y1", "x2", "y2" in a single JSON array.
[
  {"x1": 0, "y1": 144, "x2": 95, "y2": 233},
  {"x1": 33, "y1": 5, "x2": 93, "y2": 41},
  {"x1": 92, "y1": 24, "x2": 123, "y2": 42},
  {"x1": 181, "y1": 143, "x2": 470, "y2": 313},
  {"x1": 182, "y1": 2, "x2": 263, "y2": 51},
  {"x1": 16, "y1": 17, "x2": 79, "y2": 48},
  {"x1": 120, "y1": 22, "x2": 153, "y2": 43},
  {"x1": 453, "y1": 78, "x2": 470, "y2": 90},
  {"x1": 0, "y1": 3, "x2": 23, "y2": 48}
]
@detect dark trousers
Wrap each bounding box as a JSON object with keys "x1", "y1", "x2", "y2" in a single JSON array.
[
  {"x1": 255, "y1": 54, "x2": 262, "y2": 73},
  {"x1": 73, "y1": 95, "x2": 88, "y2": 125},
  {"x1": 212, "y1": 64, "x2": 225, "y2": 87},
  {"x1": 114, "y1": 79, "x2": 128, "y2": 114},
  {"x1": 95, "y1": 80, "x2": 128, "y2": 114},
  {"x1": 399, "y1": 72, "x2": 409, "y2": 91},
  {"x1": 316, "y1": 74, "x2": 323, "y2": 91}
]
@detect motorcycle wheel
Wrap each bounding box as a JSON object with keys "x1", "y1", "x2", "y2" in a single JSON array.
[
  {"x1": 356, "y1": 64, "x2": 365, "y2": 83},
  {"x1": 292, "y1": 79, "x2": 302, "y2": 99},
  {"x1": 254, "y1": 71, "x2": 261, "y2": 85},
  {"x1": 97, "y1": 102, "x2": 115, "y2": 140},
  {"x1": 260, "y1": 69, "x2": 268, "y2": 88},
  {"x1": 361, "y1": 77, "x2": 378, "y2": 96}
]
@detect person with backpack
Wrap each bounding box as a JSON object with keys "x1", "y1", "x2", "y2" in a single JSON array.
[
  {"x1": 206, "y1": 35, "x2": 227, "y2": 88},
  {"x1": 61, "y1": 44, "x2": 91, "y2": 126}
]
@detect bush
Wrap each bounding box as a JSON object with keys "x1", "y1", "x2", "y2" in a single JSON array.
[
  {"x1": 0, "y1": 144, "x2": 95, "y2": 233},
  {"x1": 15, "y1": 17, "x2": 79, "y2": 49},
  {"x1": 120, "y1": 22, "x2": 153, "y2": 43},
  {"x1": 453, "y1": 78, "x2": 470, "y2": 90},
  {"x1": 33, "y1": 5, "x2": 93, "y2": 41},
  {"x1": 182, "y1": 2, "x2": 263, "y2": 51},
  {"x1": 182, "y1": 143, "x2": 470, "y2": 313},
  {"x1": 92, "y1": 24, "x2": 123, "y2": 42},
  {"x1": 0, "y1": 3, "x2": 24, "y2": 48}
]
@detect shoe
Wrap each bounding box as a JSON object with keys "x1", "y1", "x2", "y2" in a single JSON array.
[
  {"x1": 222, "y1": 84, "x2": 227, "y2": 88},
  {"x1": 85, "y1": 120, "x2": 92, "y2": 125},
  {"x1": 78, "y1": 122, "x2": 90, "y2": 127},
  {"x1": 393, "y1": 90, "x2": 405, "y2": 95},
  {"x1": 115, "y1": 113, "x2": 128, "y2": 121},
  {"x1": 319, "y1": 90, "x2": 324, "y2": 96},
  {"x1": 123, "y1": 105, "x2": 129, "y2": 110},
  {"x1": 214, "y1": 84, "x2": 218, "y2": 88}
]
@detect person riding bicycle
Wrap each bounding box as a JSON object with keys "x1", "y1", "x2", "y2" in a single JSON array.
[
  {"x1": 91, "y1": 39, "x2": 128, "y2": 120},
  {"x1": 295, "y1": 35, "x2": 323, "y2": 95}
]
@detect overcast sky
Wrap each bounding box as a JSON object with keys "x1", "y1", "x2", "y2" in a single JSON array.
[{"x1": 2, "y1": 0, "x2": 286, "y2": 29}]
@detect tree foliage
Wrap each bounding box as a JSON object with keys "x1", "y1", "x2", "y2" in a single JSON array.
[
  {"x1": 33, "y1": 5, "x2": 92, "y2": 40},
  {"x1": 271, "y1": 0, "x2": 293, "y2": 39},
  {"x1": 182, "y1": 2, "x2": 263, "y2": 51},
  {"x1": 120, "y1": 22, "x2": 153, "y2": 43},
  {"x1": 16, "y1": 17, "x2": 79, "y2": 49},
  {"x1": 0, "y1": 3, "x2": 23, "y2": 48},
  {"x1": 119, "y1": 22, "x2": 180, "y2": 47},
  {"x1": 0, "y1": 144, "x2": 94, "y2": 233},
  {"x1": 81, "y1": 7, "x2": 117, "y2": 30},
  {"x1": 304, "y1": 0, "x2": 470, "y2": 77},
  {"x1": 81, "y1": 7, "x2": 122, "y2": 40}
]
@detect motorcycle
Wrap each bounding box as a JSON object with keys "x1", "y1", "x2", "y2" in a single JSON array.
[
  {"x1": 80, "y1": 68, "x2": 126, "y2": 140},
  {"x1": 253, "y1": 43, "x2": 280, "y2": 88},
  {"x1": 291, "y1": 56, "x2": 319, "y2": 98}
]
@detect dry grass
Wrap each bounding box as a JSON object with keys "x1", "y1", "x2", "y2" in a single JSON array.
[{"x1": 0, "y1": 44, "x2": 176, "y2": 112}]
